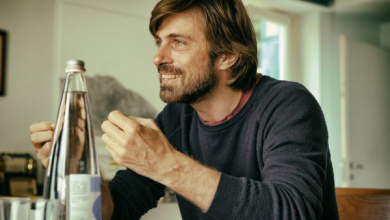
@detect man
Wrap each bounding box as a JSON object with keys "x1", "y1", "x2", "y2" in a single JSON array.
[{"x1": 30, "y1": 0, "x2": 339, "y2": 219}]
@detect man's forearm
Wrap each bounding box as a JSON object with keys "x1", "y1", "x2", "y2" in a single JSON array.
[{"x1": 158, "y1": 152, "x2": 221, "y2": 212}]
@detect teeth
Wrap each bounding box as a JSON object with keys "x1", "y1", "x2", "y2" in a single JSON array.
[{"x1": 162, "y1": 75, "x2": 180, "y2": 79}]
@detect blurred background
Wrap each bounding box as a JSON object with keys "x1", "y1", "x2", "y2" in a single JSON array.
[{"x1": 0, "y1": 0, "x2": 389, "y2": 219}]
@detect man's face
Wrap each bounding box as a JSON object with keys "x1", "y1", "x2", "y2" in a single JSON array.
[{"x1": 153, "y1": 10, "x2": 217, "y2": 104}]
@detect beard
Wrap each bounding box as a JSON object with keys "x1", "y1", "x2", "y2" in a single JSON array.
[{"x1": 158, "y1": 60, "x2": 217, "y2": 104}]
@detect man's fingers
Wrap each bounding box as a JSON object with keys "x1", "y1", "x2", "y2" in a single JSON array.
[
  {"x1": 101, "y1": 120, "x2": 127, "y2": 145},
  {"x1": 29, "y1": 121, "x2": 55, "y2": 133},
  {"x1": 108, "y1": 110, "x2": 157, "y2": 130},
  {"x1": 107, "y1": 111, "x2": 145, "y2": 134},
  {"x1": 42, "y1": 157, "x2": 49, "y2": 168},
  {"x1": 129, "y1": 117, "x2": 158, "y2": 129},
  {"x1": 78, "y1": 105, "x2": 86, "y2": 120},
  {"x1": 31, "y1": 130, "x2": 54, "y2": 145},
  {"x1": 37, "y1": 142, "x2": 52, "y2": 161},
  {"x1": 107, "y1": 111, "x2": 131, "y2": 128},
  {"x1": 102, "y1": 133, "x2": 126, "y2": 163},
  {"x1": 77, "y1": 118, "x2": 85, "y2": 131}
]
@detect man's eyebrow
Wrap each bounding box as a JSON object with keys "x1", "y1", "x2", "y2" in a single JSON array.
[{"x1": 155, "y1": 33, "x2": 194, "y2": 41}]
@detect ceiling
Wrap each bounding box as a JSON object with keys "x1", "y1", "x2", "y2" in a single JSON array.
[
  {"x1": 245, "y1": 0, "x2": 390, "y2": 23},
  {"x1": 332, "y1": 0, "x2": 390, "y2": 23}
]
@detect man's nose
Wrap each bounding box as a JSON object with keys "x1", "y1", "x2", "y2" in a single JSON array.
[{"x1": 153, "y1": 44, "x2": 173, "y2": 66}]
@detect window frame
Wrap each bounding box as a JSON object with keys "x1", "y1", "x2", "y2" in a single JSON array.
[{"x1": 245, "y1": 4, "x2": 295, "y2": 80}]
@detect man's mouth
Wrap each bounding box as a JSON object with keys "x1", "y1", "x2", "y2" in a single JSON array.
[
  {"x1": 161, "y1": 74, "x2": 180, "y2": 79},
  {"x1": 158, "y1": 64, "x2": 183, "y2": 80}
]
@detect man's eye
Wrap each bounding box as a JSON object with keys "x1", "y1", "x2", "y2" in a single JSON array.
[
  {"x1": 175, "y1": 40, "x2": 184, "y2": 47},
  {"x1": 155, "y1": 41, "x2": 162, "y2": 48}
]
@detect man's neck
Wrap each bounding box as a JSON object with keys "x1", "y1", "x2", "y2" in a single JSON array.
[{"x1": 191, "y1": 82, "x2": 242, "y2": 122}]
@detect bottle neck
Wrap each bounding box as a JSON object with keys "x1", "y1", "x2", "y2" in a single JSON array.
[{"x1": 65, "y1": 71, "x2": 87, "y2": 92}]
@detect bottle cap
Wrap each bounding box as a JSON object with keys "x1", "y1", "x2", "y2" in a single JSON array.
[{"x1": 65, "y1": 60, "x2": 86, "y2": 72}]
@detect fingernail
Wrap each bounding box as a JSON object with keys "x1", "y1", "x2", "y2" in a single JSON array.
[{"x1": 51, "y1": 123, "x2": 56, "y2": 129}]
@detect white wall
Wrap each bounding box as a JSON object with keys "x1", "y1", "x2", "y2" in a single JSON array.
[
  {"x1": 0, "y1": 0, "x2": 165, "y2": 153},
  {"x1": 295, "y1": 12, "x2": 321, "y2": 101},
  {"x1": 55, "y1": 0, "x2": 165, "y2": 112},
  {"x1": 295, "y1": 11, "x2": 381, "y2": 186},
  {"x1": 0, "y1": 0, "x2": 55, "y2": 153},
  {"x1": 294, "y1": 11, "x2": 381, "y2": 186},
  {"x1": 321, "y1": 13, "x2": 381, "y2": 187}
]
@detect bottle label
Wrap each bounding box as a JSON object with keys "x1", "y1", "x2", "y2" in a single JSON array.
[{"x1": 66, "y1": 174, "x2": 101, "y2": 220}]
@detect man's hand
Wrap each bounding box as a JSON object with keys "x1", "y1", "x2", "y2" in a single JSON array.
[
  {"x1": 101, "y1": 110, "x2": 221, "y2": 213},
  {"x1": 30, "y1": 100, "x2": 86, "y2": 168},
  {"x1": 30, "y1": 121, "x2": 55, "y2": 167},
  {"x1": 101, "y1": 110, "x2": 177, "y2": 181},
  {"x1": 30, "y1": 120, "x2": 114, "y2": 220}
]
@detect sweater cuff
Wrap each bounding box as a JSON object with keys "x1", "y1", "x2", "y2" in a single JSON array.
[{"x1": 205, "y1": 173, "x2": 241, "y2": 218}]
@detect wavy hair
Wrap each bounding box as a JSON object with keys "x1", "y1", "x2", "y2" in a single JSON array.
[{"x1": 149, "y1": 0, "x2": 258, "y2": 91}]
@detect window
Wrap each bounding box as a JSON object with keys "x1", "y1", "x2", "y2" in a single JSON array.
[
  {"x1": 247, "y1": 6, "x2": 291, "y2": 80},
  {"x1": 255, "y1": 19, "x2": 286, "y2": 79}
]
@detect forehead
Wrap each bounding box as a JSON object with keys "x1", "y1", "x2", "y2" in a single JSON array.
[{"x1": 156, "y1": 9, "x2": 206, "y2": 39}]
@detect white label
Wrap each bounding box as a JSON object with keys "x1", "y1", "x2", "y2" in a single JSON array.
[{"x1": 67, "y1": 174, "x2": 101, "y2": 220}]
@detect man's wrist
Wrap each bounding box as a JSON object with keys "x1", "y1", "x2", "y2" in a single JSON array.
[
  {"x1": 156, "y1": 150, "x2": 194, "y2": 187},
  {"x1": 158, "y1": 151, "x2": 221, "y2": 212}
]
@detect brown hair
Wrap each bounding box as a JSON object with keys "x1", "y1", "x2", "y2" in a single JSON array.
[{"x1": 149, "y1": 0, "x2": 258, "y2": 91}]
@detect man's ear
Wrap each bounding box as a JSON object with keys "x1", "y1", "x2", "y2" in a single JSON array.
[{"x1": 215, "y1": 52, "x2": 239, "y2": 71}]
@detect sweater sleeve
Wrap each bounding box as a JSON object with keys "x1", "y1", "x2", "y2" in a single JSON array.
[
  {"x1": 205, "y1": 83, "x2": 330, "y2": 220},
  {"x1": 108, "y1": 169, "x2": 165, "y2": 220}
]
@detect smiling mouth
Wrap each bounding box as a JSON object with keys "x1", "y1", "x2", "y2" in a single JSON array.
[{"x1": 161, "y1": 74, "x2": 180, "y2": 79}]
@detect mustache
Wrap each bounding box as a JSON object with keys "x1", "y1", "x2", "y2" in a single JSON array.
[{"x1": 158, "y1": 64, "x2": 184, "y2": 75}]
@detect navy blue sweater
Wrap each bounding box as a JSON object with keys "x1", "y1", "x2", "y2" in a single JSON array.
[{"x1": 108, "y1": 76, "x2": 339, "y2": 220}]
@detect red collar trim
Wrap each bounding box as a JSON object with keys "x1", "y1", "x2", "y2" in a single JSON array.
[{"x1": 202, "y1": 74, "x2": 262, "y2": 125}]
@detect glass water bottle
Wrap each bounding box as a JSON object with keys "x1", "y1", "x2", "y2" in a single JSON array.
[{"x1": 43, "y1": 60, "x2": 101, "y2": 220}]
